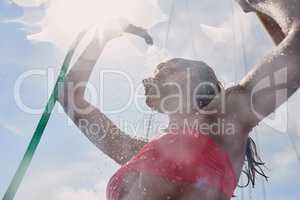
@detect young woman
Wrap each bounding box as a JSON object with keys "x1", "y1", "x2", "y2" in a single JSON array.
[{"x1": 58, "y1": 0, "x2": 300, "y2": 199}]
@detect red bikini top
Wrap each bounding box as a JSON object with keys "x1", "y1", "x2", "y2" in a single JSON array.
[{"x1": 106, "y1": 128, "x2": 237, "y2": 200}]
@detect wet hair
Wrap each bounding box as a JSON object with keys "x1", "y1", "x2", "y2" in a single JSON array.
[
  {"x1": 169, "y1": 58, "x2": 268, "y2": 188},
  {"x1": 166, "y1": 58, "x2": 222, "y2": 109},
  {"x1": 187, "y1": 60, "x2": 269, "y2": 188},
  {"x1": 242, "y1": 137, "x2": 268, "y2": 188}
]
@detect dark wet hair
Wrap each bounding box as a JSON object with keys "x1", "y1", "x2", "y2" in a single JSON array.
[
  {"x1": 182, "y1": 59, "x2": 269, "y2": 188},
  {"x1": 169, "y1": 59, "x2": 268, "y2": 188},
  {"x1": 242, "y1": 137, "x2": 268, "y2": 187},
  {"x1": 166, "y1": 58, "x2": 223, "y2": 109}
]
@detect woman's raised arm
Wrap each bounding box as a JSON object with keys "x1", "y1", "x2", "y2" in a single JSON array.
[
  {"x1": 58, "y1": 27, "x2": 147, "y2": 165},
  {"x1": 227, "y1": 0, "x2": 300, "y2": 128}
]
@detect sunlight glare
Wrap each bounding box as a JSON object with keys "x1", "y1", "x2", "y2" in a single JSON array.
[{"x1": 29, "y1": 0, "x2": 161, "y2": 50}]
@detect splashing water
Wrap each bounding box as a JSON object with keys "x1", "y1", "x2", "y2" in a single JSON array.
[{"x1": 25, "y1": 0, "x2": 162, "y2": 50}]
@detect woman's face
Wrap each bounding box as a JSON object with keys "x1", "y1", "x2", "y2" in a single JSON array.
[
  {"x1": 143, "y1": 60, "x2": 182, "y2": 113},
  {"x1": 143, "y1": 59, "x2": 216, "y2": 115}
]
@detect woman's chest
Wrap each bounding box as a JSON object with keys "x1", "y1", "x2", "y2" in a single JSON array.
[{"x1": 118, "y1": 171, "x2": 228, "y2": 200}]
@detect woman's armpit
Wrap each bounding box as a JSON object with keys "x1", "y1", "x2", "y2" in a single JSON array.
[{"x1": 225, "y1": 85, "x2": 260, "y2": 130}]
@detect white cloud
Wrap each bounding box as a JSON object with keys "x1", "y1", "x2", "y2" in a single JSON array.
[
  {"x1": 0, "y1": 118, "x2": 22, "y2": 136},
  {"x1": 11, "y1": 0, "x2": 48, "y2": 7},
  {"x1": 55, "y1": 187, "x2": 102, "y2": 200},
  {"x1": 25, "y1": 0, "x2": 163, "y2": 50},
  {"x1": 270, "y1": 142, "x2": 300, "y2": 182},
  {"x1": 16, "y1": 150, "x2": 116, "y2": 200}
]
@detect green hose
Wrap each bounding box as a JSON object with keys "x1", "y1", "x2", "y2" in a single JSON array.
[{"x1": 2, "y1": 30, "x2": 87, "y2": 200}]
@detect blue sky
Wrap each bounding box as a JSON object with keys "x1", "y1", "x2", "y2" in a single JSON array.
[{"x1": 1, "y1": 0, "x2": 300, "y2": 199}]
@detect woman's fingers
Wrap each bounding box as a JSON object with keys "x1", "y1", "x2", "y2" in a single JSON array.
[
  {"x1": 124, "y1": 24, "x2": 154, "y2": 45},
  {"x1": 100, "y1": 18, "x2": 153, "y2": 45}
]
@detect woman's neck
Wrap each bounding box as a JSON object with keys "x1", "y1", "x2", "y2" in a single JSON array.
[{"x1": 167, "y1": 113, "x2": 211, "y2": 134}]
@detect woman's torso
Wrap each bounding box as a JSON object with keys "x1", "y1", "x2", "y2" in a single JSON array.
[
  {"x1": 112, "y1": 86, "x2": 255, "y2": 200},
  {"x1": 114, "y1": 116, "x2": 250, "y2": 200},
  {"x1": 119, "y1": 171, "x2": 229, "y2": 200}
]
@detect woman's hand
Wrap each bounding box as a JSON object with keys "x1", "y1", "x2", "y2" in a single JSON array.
[
  {"x1": 124, "y1": 24, "x2": 154, "y2": 45},
  {"x1": 102, "y1": 18, "x2": 153, "y2": 45}
]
